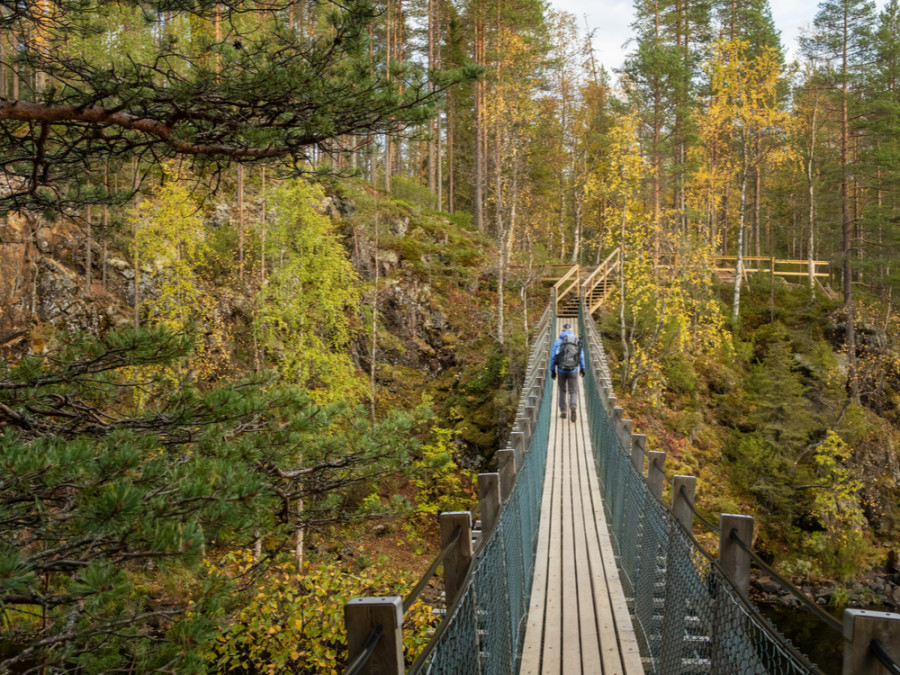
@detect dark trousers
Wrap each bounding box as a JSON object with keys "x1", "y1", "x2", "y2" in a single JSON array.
[{"x1": 557, "y1": 371, "x2": 579, "y2": 411}]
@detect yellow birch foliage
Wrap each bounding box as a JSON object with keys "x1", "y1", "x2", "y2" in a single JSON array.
[
  {"x1": 810, "y1": 431, "x2": 868, "y2": 577},
  {"x1": 130, "y1": 165, "x2": 228, "y2": 388},
  {"x1": 697, "y1": 40, "x2": 795, "y2": 249},
  {"x1": 255, "y1": 179, "x2": 365, "y2": 405},
  {"x1": 205, "y1": 552, "x2": 437, "y2": 674},
  {"x1": 588, "y1": 113, "x2": 729, "y2": 403}
]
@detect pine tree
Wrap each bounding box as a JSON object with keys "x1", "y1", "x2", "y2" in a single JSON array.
[
  {"x1": 802, "y1": 0, "x2": 876, "y2": 402},
  {"x1": 0, "y1": 327, "x2": 421, "y2": 671}
]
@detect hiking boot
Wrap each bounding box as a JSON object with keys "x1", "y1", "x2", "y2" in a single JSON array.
[
  {"x1": 560, "y1": 410, "x2": 567, "y2": 419},
  {"x1": 570, "y1": 406, "x2": 577, "y2": 422}
]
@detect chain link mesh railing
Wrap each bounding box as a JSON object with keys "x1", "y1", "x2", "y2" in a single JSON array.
[
  {"x1": 408, "y1": 303, "x2": 555, "y2": 675},
  {"x1": 578, "y1": 304, "x2": 825, "y2": 675}
]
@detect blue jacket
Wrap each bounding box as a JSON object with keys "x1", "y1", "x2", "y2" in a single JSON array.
[{"x1": 550, "y1": 330, "x2": 585, "y2": 373}]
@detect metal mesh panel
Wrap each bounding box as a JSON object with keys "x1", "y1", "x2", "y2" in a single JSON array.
[
  {"x1": 579, "y1": 305, "x2": 821, "y2": 675},
  {"x1": 416, "y1": 304, "x2": 554, "y2": 675}
]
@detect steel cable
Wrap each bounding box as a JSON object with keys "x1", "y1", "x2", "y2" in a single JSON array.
[
  {"x1": 403, "y1": 526, "x2": 461, "y2": 613},
  {"x1": 681, "y1": 483, "x2": 722, "y2": 533},
  {"x1": 871, "y1": 639, "x2": 900, "y2": 675},
  {"x1": 730, "y1": 529, "x2": 842, "y2": 634},
  {"x1": 342, "y1": 626, "x2": 383, "y2": 675}
]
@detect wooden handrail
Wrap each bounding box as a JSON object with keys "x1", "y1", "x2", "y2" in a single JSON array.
[
  {"x1": 581, "y1": 248, "x2": 620, "y2": 289},
  {"x1": 553, "y1": 264, "x2": 581, "y2": 306},
  {"x1": 552, "y1": 264, "x2": 580, "y2": 290},
  {"x1": 712, "y1": 256, "x2": 830, "y2": 265}
]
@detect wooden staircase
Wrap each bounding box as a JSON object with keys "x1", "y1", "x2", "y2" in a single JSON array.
[{"x1": 552, "y1": 250, "x2": 622, "y2": 319}]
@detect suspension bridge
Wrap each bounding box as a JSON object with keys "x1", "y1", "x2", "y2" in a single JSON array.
[{"x1": 342, "y1": 272, "x2": 900, "y2": 675}]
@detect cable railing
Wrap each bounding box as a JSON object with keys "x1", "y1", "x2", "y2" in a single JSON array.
[
  {"x1": 342, "y1": 302, "x2": 555, "y2": 675},
  {"x1": 578, "y1": 297, "x2": 900, "y2": 675}
]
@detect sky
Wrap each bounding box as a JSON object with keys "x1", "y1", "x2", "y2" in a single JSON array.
[{"x1": 550, "y1": 0, "x2": 886, "y2": 74}]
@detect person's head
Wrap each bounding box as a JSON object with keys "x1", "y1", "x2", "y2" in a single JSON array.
[{"x1": 562, "y1": 323, "x2": 571, "y2": 333}]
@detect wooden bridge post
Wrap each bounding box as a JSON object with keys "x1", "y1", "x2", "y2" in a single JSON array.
[
  {"x1": 344, "y1": 597, "x2": 405, "y2": 675},
  {"x1": 440, "y1": 512, "x2": 473, "y2": 607},
  {"x1": 509, "y1": 431, "x2": 526, "y2": 458},
  {"x1": 660, "y1": 476, "x2": 697, "y2": 675},
  {"x1": 718, "y1": 514, "x2": 754, "y2": 600},
  {"x1": 630, "y1": 434, "x2": 646, "y2": 474},
  {"x1": 611, "y1": 407, "x2": 624, "y2": 446},
  {"x1": 842, "y1": 609, "x2": 900, "y2": 675},
  {"x1": 478, "y1": 473, "x2": 501, "y2": 536},
  {"x1": 526, "y1": 396, "x2": 538, "y2": 424},
  {"x1": 710, "y1": 514, "x2": 755, "y2": 674},
  {"x1": 647, "y1": 451, "x2": 666, "y2": 501},
  {"x1": 606, "y1": 393, "x2": 617, "y2": 415},
  {"x1": 516, "y1": 414, "x2": 532, "y2": 446},
  {"x1": 671, "y1": 475, "x2": 697, "y2": 532},
  {"x1": 619, "y1": 418, "x2": 633, "y2": 453},
  {"x1": 496, "y1": 449, "x2": 517, "y2": 501}
]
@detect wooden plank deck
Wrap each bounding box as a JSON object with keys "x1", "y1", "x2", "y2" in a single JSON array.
[{"x1": 520, "y1": 321, "x2": 643, "y2": 675}]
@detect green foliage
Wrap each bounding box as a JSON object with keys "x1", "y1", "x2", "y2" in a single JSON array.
[
  {"x1": 205, "y1": 553, "x2": 437, "y2": 674},
  {"x1": 0, "y1": 327, "x2": 423, "y2": 671},
  {"x1": 412, "y1": 427, "x2": 475, "y2": 516},
  {"x1": 255, "y1": 179, "x2": 365, "y2": 404},
  {"x1": 131, "y1": 166, "x2": 230, "y2": 381},
  {"x1": 809, "y1": 431, "x2": 868, "y2": 579},
  {"x1": 390, "y1": 176, "x2": 438, "y2": 210}
]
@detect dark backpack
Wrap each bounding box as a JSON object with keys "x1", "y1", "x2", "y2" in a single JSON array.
[{"x1": 556, "y1": 335, "x2": 581, "y2": 371}]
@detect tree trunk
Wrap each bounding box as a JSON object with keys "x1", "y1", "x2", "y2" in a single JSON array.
[
  {"x1": 237, "y1": 164, "x2": 245, "y2": 282},
  {"x1": 732, "y1": 155, "x2": 749, "y2": 326},
  {"x1": 427, "y1": 0, "x2": 436, "y2": 200},
  {"x1": 569, "y1": 191, "x2": 583, "y2": 265},
  {"x1": 841, "y1": 6, "x2": 858, "y2": 402},
  {"x1": 84, "y1": 205, "x2": 92, "y2": 292},
  {"x1": 371, "y1": 197, "x2": 379, "y2": 423},
  {"x1": 473, "y1": 20, "x2": 484, "y2": 231},
  {"x1": 807, "y1": 101, "x2": 817, "y2": 296}
]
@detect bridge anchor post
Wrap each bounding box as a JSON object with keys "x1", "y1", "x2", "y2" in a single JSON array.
[
  {"x1": 496, "y1": 449, "x2": 517, "y2": 501},
  {"x1": 478, "y1": 473, "x2": 501, "y2": 535},
  {"x1": 344, "y1": 596, "x2": 404, "y2": 675},
  {"x1": 647, "y1": 451, "x2": 666, "y2": 501},
  {"x1": 843, "y1": 608, "x2": 900, "y2": 675},
  {"x1": 718, "y1": 514, "x2": 754, "y2": 600},
  {"x1": 440, "y1": 511, "x2": 473, "y2": 607}
]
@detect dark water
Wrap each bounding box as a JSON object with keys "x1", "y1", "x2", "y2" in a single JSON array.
[{"x1": 759, "y1": 604, "x2": 843, "y2": 675}]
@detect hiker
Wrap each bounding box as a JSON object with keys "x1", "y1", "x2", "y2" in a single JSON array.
[{"x1": 550, "y1": 323, "x2": 585, "y2": 422}]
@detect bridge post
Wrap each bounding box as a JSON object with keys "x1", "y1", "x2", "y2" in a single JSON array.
[
  {"x1": 630, "y1": 434, "x2": 646, "y2": 474},
  {"x1": 647, "y1": 451, "x2": 666, "y2": 501},
  {"x1": 344, "y1": 596, "x2": 404, "y2": 675},
  {"x1": 478, "y1": 473, "x2": 501, "y2": 536},
  {"x1": 842, "y1": 609, "x2": 900, "y2": 675},
  {"x1": 496, "y1": 449, "x2": 517, "y2": 501},
  {"x1": 606, "y1": 393, "x2": 617, "y2": 414},
  {"x1": 671, "y1": 475, "x2": 697, "y2": 532},
  {"x1": 619, "y1": 418, "x2": 633, "y2": 453},
  {"x1": 660, "y1": 476, "x2": 698, "y2": 675},
  {"x1": 509, "y1": 431, "x2": 526, "y2": 457},
  {"x1": 440, "y1": 512, "x2": 473, "y2": 607},
  {"x1": 718, "y1": 514, "x2": 754, "y2": 600},
  {"x1": 611, "y1": 407, "x2": 624, "y2": 442},
  {"x1": 516, "y1": 414, "x2": 532, "y2": 445},
  {"x1": 526, "y1": 397, "x2": 538, "y2": 425}
]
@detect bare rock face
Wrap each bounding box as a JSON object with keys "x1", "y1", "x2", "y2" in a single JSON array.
[
  {"x1": 0, "y1": 212, "x2": 38, "y2": 347},
  {"x1": 0, "y1": 212, "x2": 132, "y2": 355}
]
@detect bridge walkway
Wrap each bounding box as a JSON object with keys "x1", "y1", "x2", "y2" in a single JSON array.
[{"x1": 519, "y1": 320, "x2": 643, "y2": 675}]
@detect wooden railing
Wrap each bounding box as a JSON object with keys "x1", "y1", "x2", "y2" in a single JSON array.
[
  {"x1": 543, "y1": 254, "x2": 833, "y2": 315},
  {"x1": 712, "y1": 256, "x2": 830, "y2": 280},
  {"x1": 552, "y1": 264, "x2": 580, "y2": 310},
  {"x1": 581, "y1": 248, "x2": 621, "y2": 316}
]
